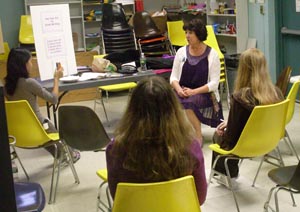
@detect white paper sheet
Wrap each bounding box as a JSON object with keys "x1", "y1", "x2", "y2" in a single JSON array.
[{"x1": 30, "y1": 4, "x2": 77, "y2": 81}]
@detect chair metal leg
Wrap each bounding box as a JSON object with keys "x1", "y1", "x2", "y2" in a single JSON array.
[
  {"x1": 207, "y1": 154, "x2": 221, "y2": 188},
  {"x1": 253, "y1": 147, "x2": 284, "y2": 187},
  {"x1": 284, "y1": 130, "x2": 300, "y2": 161},
  {"x1": 274, "y1": 187, "x2": 282, "y2": 212},
  {"x1": 97, "y1": 181, "x2": 112, "y2": 212},
  {"x1": 11, "y1": 145, "x2": 29, "y2": 181},
  {"x1": 49, "y1": 144, "x2": 59, "y2": 204},
  {"x1": 209, "y1": 155, "x2": 240, "y2": 212},
  {"x1": 252, "y1": 156, "x2": 264, "y2": 187},
  {"x1": 101, "y1": 97, "x2": 109, "y2": 125},
  {"x1": 290, "y1": 191, "x2": 296, "y2": 207},
  {"x1": 264, "y1": 186, "x2": 277, "y2": 212},
  {"x1": 94, "y1": 88, "x2": 110, "y2": 125},
  {"x1": 224, "y1": 157, "x2": 240, "y2": 212},
  {"x1": 62, "y1": 141, "x2": 80, "y2": 184},
  {"x1": 48, "y1": 142, "x2": 80, "y2": 204}
]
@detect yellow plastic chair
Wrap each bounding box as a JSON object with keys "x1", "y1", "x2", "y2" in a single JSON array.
[
  {"x1": 166, "y1": 20, "x2": 187, "y2": 54},
  {"x1": 94, "y1": 82, "x2": 137, "y2": 124},
  {"x1": 204, "y1": 25, "x2": 227, "y2": 103},
  {"x1": 93, "y1": 55, "x2": 137, "y2": 124},
  {"x1": 283, "y1": 80, "x2": 300, "y2": 160},
  {"x1": 112, "y1": 175, "x2": 201, "y2": 212},
  {"x1": 208, "y1": 99, "x2": 289, "y2": 212},
  {"x1": 252, "y1": 81, "x2": 300, "y2": 187},
  {"x1": 19, "y1": 15, "x2": 35, "y2": 53},
  {"x1": 5, "y1": 100, "x2": 79, "y2": 204},
  {"x1": 0, "y1": 42, "x2": 10, "y2": 61},
  {"x1": 96, "y1": 169, "x2": 112, "y2": 212}
]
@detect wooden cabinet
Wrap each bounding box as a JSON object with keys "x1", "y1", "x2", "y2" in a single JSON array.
[{"x1": 206, "y1": 0, "x2": 248, "y2": 54}]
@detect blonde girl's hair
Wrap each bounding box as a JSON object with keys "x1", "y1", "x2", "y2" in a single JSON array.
[
  {"x1": 112, "y1": 76, "x2": 195, "y2": 181},
  {"x1": 234, "y1": 48, "x2": 282, "y2": 104}
]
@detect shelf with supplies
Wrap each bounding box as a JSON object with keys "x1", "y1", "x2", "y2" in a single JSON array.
[
  {"x1": 24, "y1": 0, "x2": 85, "y2": 51},
  {"x1": 82, "y1": 1, "x2": 103, "y2": 52},
  {"x1": 206, "y1": 0, "x2": 248, "y2": 54},
  {"x1": 207, "y1": 13, "x2": 236, "y2": 17},
  {"x1": 24, "y1": 0, "x2": 135, "y2": 52}
]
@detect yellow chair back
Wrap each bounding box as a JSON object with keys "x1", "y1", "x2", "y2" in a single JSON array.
[
  {"x1": 167, "y1": 20, "x2": 187, "y2": 47},
  {"x1": 0, "y1": 42, "x2": 10, "y2": 61},
  {"x1": 286, "y1": 80, "x2": 300, "y2": 124},
  {"x1": 210, "y1": 99, "x2": 289, "y2": 157},
  {"x1": 112, "y1": 175, "x2": 201, "y2": 212},
  {"x1": 19, "y1": 15, "x2": 34, "y2": 44},
  {"x1": 5, "y1": 100, "x2": 59, "y2": 148},
  {"x1": 204, "y1": 25, "x2": 224, "y2": 60}
]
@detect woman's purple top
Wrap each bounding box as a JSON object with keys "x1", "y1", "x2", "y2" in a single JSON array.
[
  {"x1": 106, "y1": 139, "x2": 207, "y2": 205},
  {"x1": 178, "y1": 46, "x2": 223, "y2": 127}
]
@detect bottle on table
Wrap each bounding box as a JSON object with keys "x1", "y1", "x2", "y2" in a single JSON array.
[{"x1": 140, "y1": 52, "x2": 147, "y2": 72}]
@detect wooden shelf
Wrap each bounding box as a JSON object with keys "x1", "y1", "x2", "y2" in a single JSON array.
[{"x1": 216, "y1": 33, "x2": 237, "y2": 38}]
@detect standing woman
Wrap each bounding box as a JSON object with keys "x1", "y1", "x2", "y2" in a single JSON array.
[
  {"x1": 4, "y1": 48, "x2": 80, "y2": 162},
  {"x1": 170, "y1": 18, "x2": 223, "y2": 146},
  {"x1": 106, "y1": 76, "x2": 207, "y2": 205}
]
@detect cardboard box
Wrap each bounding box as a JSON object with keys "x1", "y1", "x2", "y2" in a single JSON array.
[
  {"x1": 0, "y1": 20, "x2": 4, "y2": 54},
  {"x1": 151, "y1": 11, "x2": 167, "y2": 34}
]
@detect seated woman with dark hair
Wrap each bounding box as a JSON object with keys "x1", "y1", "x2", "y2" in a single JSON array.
[
  {"x1": 4, "y1": 48, "x2": 80, "y2": 162},
  {"x1": 170, "y1": 18, "x2": 223, "y2": 146}
]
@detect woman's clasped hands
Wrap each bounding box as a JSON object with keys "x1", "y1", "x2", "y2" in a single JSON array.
[{"x1": 178, "y1": 86, "x2": 195, "y2": 98}]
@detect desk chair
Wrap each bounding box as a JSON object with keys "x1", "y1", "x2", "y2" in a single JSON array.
[
  {"x1": 93, "y1": 55, "x2": 137, "y2": 124},
  {"x1": 19, "y1": 15, "x2": 35, "y2": 53},
  {"x1": 14, "y1": 182, "x2": 46, "y2": 212},
  {"x1": 208, "y1": 99, "x2": 289, "y2": 212},
  {"x1": 0, "y1": 42, "x2": 10, "y2": 61},
  {"x1": 264, "y1": 161, "x2": 300, "y2": 212},
  {"x1": 5, "y1": 100, "x2": 79, "y2": 204},
  {"x1": 112, "y1": 175, "x2": 201, "y2": 212}
]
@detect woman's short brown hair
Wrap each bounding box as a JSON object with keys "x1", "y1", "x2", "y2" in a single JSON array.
[{"x1": 183, "y1": 18, "x2": 207, "y2": 41}]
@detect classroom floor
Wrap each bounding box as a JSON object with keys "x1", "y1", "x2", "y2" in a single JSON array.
[{"x1": 12, "y1": 91, "x2": 300, "y2": 212}]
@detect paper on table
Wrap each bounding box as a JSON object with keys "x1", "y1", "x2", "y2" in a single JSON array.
[
  {"x1": 78, "y1": 72, "x2": 107, "y2": 81},
  {"x1": 290, "y1": 75, "x2": 300, "y2": 83},
  {"x1": 121, "y1": 61, "x2": 136, "y2": 67}
]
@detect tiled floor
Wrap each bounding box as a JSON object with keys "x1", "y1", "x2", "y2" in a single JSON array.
[{"x1": 13, "y1": 92, "x2": 300, "y2": 212}]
